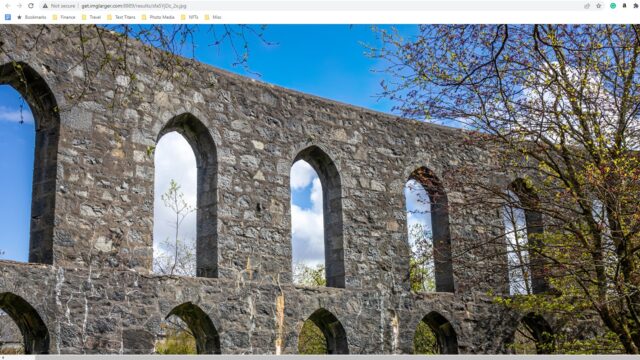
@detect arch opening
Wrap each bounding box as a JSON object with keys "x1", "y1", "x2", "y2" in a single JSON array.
[
  {"x1": 299, "y1": 308, "x2": 348, "y2": 354},
  {"x1": 503, "y1": 179, "x2": 547, "y2": 295},
  {"x1": 153, "y1": 132, "x2": 197, "y2": 277},
  {"x1": 0, "y1": 292, "x2": 50, "y2": 354},
  {"x1": 292, "y1": 146, "x2": 344, "y2": 288},
  {"x1": 0, "y1": 62, "x2": 60, "y2": 265},
  {"x1": 510, "y1": 313, "x2": 555, "y2": 354},
  {"x1": 414, "y1": 311, "x2": 458, "y2": 354},
  {"x1": 154, "y1": 114, "x2": 217, "y2": 278},
  {"x1": 290, "y1": 160, "x2": 326, "y2": 286},
  {"x1": 413, "y1": 319, "x2": 438, "y2": 354},
  {"x1": 297, "y1": 317, "x2": 327, "y2": 354},
  {"x1": 160, "y1": 302, "x2": 221, "y2": 354},
  {"x1": 406, "y1": 167, "x2": 454, "y2": 293},
  {"x1": 0, "y1": 84, "x2": 35, "y2": 264}
]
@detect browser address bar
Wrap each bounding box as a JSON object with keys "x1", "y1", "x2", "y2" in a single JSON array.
[
  {"x1": 78, "y1": 3, "x2": 188, "y2": 10},
  {"x1": 40, "y1": 1, "x2": 597, "y2": 12}
]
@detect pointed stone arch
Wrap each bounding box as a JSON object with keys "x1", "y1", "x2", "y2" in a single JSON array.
[
  {"x1": 157, "y1": 113, "x2": 218, "y2": 278},
  {"x1": 415, "y1": 311, "x2": 459, "y2": 354},
  {"x1": 511, "y1": 313, "x2": 555, "y2": 354},
  {"x1": 0, "y1": 62, "x2": 60, "y2": 265},
  {"x1": 407, "y1": 167, "x2": 455, "y2": 293},
  {"x1": 507, "y1": 179, "x2": 547, "y2": 294},
  {"x1": 0, "y1": 292, "x2": 50, "y2": 354},
  {"x1": 301, "y1": 308, "x2": 349, "y2": 354},
  {"x1": 166, "y1": 302, "x2": 221, "y2": 354},
  {"x1": 293, "y1": 146, "x2": 345, "y2": 288}
]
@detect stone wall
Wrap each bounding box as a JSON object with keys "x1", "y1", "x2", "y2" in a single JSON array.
[{"x1": 0, "y1": 25, "x2": 550, "y2": 354}]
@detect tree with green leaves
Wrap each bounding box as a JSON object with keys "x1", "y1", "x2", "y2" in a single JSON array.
[
  {"x1": 408, "y1": 223, "x2": 436, "y2": 292},
  {"x1": 292, "y1": 262, "x2": 326, "y2": 287},
  {"x1": 372, "y1": 25, "x2": 640, "y2": 353},
  {"x1": 413, "y1": 321, "x2": 439, "y2": 354},
  {"x1": 155, "y1": 317, "x2": 197, "y2": 355},
  {"x1": 297, "y1": 319, "x2": 328, "y2": 354}
]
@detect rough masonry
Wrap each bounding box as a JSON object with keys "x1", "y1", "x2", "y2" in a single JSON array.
[{"x1": 0, "y1": 25, "x2": 561, "y2": 354}]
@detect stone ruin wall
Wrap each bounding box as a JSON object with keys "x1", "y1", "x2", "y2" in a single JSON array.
[{"x1": 0, "y1": 25, "x2": 550, "y2": 354}]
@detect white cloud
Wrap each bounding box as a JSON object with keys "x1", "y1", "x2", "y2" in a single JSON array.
[
  {"x1": 153, "y1": 132, "x2": 197, "y2": 259},
  {"x1": 0, "y1": 105, "x2": 34, "y2": 124},
  {"x1": 290, "y1": 160, "x2": 316, "y2": 189},
  {"x1": 291, "y1": 202, "x2": 325, "y2": 266},
  {"x1": 310, "y1": 177, "x2": 323, "y2": 212},
  {"x1": 290, "y1": 164, "x2": 325, "y2": 267}
]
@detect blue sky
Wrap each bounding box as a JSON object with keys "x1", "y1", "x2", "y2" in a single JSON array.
[
  {"x1": 187, "y1": 25, "x2": 416, "y2": 113},
  {"x1": 0, "y1": 25, "x2": 426, "y2": 271},
  {"x1": 0, "y1": 87, "x2": 34, "y2": 262}
]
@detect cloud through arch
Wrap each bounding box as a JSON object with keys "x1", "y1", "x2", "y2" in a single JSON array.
[
  {"x1": 291, "y1": 160, "x2": 324, "y2": 267},
  {"x1": 153, "y1": 131, "x2": 198, "y2": 269}
]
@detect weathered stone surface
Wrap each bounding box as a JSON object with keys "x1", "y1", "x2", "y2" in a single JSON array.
[{"x1": 0, "y1": 25, "x2": 570, "y2": 354}]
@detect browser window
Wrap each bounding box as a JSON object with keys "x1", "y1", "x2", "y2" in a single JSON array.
[
  {"x1": 0, "y1": 0, "x2": 637, "y2": 357},
  {"x1": 0, "y1": 1, "x2": 637, "y2": 23}
]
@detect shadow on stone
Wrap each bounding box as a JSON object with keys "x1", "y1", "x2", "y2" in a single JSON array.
[
  {"x1": 417, "y1": 311, "x2": 458, "y2": 354},
  {"x1": 511, "y1": 312, "x2": 555, "y2": 354},
  {"x1": 303, "y1": 308, "x2": 348, "y2": 354},
  {"x1": 166, "y1": 302, "x2": 221, "y2": 354},
  {"x1": 0, "y1": 292, "x2": 49, "y2": 354}
]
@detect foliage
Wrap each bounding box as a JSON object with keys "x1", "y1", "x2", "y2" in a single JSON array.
[
  {"x1": 510, "y1": 321, "x2": 538, "y2": 354},
  {"x1": 507, "y1": 316, "x2": 624, "y2": 354},
  {"x1": 293, "y1": 262, "x2": 328, "y2": 353},
  {"x1": 414, "y1": 321, "x2": 438, "y2": 354},
  {"x1": 553, "y1": 331, "x2": 624, "y2": 354},
  {"x1": 496, "y1": 289, "x2": 625, "y2": 353},
  {"x1": 155, "y1": 317, "x2": 197, "y2": 355},
  {"x1": 292, "y1": 262, "x2": 326, "y2": 287},
  {"x1": 372, "y1": 24, "x2": 640, "y2": 353},
  {"x1": 297, "y1": 319, "x2": 327, "y2": 354},
  {"x1": 408, "y1": 223, "x2": 436, "y2": 292},
  {"x1": 153, "y1": 179, "x2": 196, "y2": 277},
  {"x1": 0, "y1": 345, "x2": 24, "y2": 354}
]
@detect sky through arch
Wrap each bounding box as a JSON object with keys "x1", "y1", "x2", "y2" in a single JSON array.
[{"x1": 0, "y1": 85, "x2": 35, "y2": 262}]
